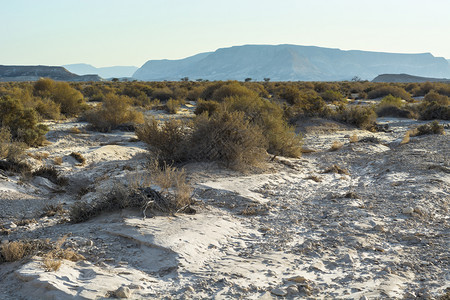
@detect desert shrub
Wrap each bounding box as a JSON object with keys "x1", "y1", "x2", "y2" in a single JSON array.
[
  {"x1": 321, "y1": 90, "x2": 345, "y2": 103},
  {"x1": 423, "y1": 91, "x2": 449, "y2": 105},
  {"x1": 322, "y1": 164, "x2": 350, "y2": 175},
  {"x1": 70, "y1": 152, "x2": 86, "y2": 164},
  {"x1": 194, "y1": 99, "x2": 220, "y2": 115},
  {"x1": 288, "y1": 90, "x2": 330, "y2": 117},
  {"x1": 70, "y1": 174, "x2": 193, "y2": 223},
  {"x1": 224, "y1": 95, "x2": 302, "y2": 157},
  {"x1": 190, "y1": 110, "x2": 268, "y2": 169},
  {"x1": 367, "y1": 85, "x2": 411, "y2": 100},
  {"x1": 211, "y1": 81, "x2": 257, "y2": 102},
  {"x1": 0, "y1": 96, "x2": 48, "y2": 146},
  {"x1": 379, "y1": 95, "x2": 404, "y2": 108},
  {"x1": 35, "y1": 98, "x2": 61, "y2": 120},
  {"x1": 32, "y1": 166, "x2": 68, "y2": 186},
  {"x1": 335, "y1": 105, "x2": 377, "y2": 130},
  {"x1": 416, "y1": 120, "x2": 444, "y2": 135},
  {"x1": 277, "y1": 85, "x2": 302, "y2": 105},
  {"x1": 149, "y1": 161, "x2": 192, "y2": 210},
  {"x1": 34, "y1": 79, "x2": 87, "y2": 116},
  {"x1": 0, "y1": 127, "x2": 26, "y2": 163},
  {"x1": 85, "y1": 94, "x2": 144, "y2": 132},
  {"x1": 136, "y1": 118, "x2": 190, "y2": 164},
  {"x1": 187, "y1": 86, "x2": 206, "y2": 101},
  {"x1": 418, "y1": 91, "x2": 450, "y2": 120},
  {"x1": 376, "y1": 105, "x2": 417, "y2": 118},
  {"x1": 329, "y1": 141, "x2": 344, "y2": 151},
  {"x1": 152, "y1": 87, "x2": 174, "y2": 101},
  {"x1": 165, "y1": 98, "x2": 181, "y2": 114}
]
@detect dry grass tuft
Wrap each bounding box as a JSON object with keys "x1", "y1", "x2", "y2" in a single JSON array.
[
  {"x1": 69, "y1": 127, "x2": 82, "y2": 134},
  {"x1": 41, "y1": 203, "x2": 67, "y2": 218},
  {"x1": 322, "y1": 164, "x2": 350, "y2": 175},
  {"x1": 70, "y1": 152, "x2": 86, "y2": 165},
  {"x1": 305, "y1": 175, "x2": 322, "y2": 182},
  {"x1": 53, "y1": 156, "x2": 63, "y2": 165},
  {"x1": 348, "y1": 134, "x2": 358, "y2": 143},
  {"x1": 27, "y1": 152, "x2": 50, "y2": 160},
  {"x1": 0, "y1": 241, "x2": 30, "y2": 262},
  {"x1": 329, "y1": 141, "x2": 344, "y2": 151}
]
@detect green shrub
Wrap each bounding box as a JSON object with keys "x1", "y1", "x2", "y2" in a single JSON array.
[
  {"x1": 367, "y1": 85, "x2": 411, "y2": 100},
  {"x1": 165, "y1": 98, "x2": 181, "y2": 114},
  {"x1": 376, "y1": 105, "x2": 416, "y2": 118},
  {"x1": 321, "y1": 90, "x2": 345, "y2": 103},
  {"x1": 335, "y1": 105, "x2": 377, "y2": 130},
  {"x1": 0, "y1": 127, "x2": 26, "y2": 163},
  {"x1": 416, "y1": 120, "x2": 444, "y2": 135},
  {"x1": 211, "y1": 81, "x2": 257, "y2": 102},
  {"x1": 379, "y1": 95, "x2": 404, "y2": 108},
  {"x1": 418, "y1": 91, "x2": 450, "y2": 120},
  {"x1": 0, "y1": 96, "x2": 48, "y2": 146},
  {"x1": 152, "y1": 87, "x2": 174, "y2": 101},
  {"x1": 194, "y1": 99, "x2": 220, "y2": 115},
  {"x1": 35, "y1": 98, "x2": 61, "y2": 120},
  {"x1": 34, "y1": 79, "x2": 87, "y2": 116},
  {"x1": 85, "y1": 94, "x2": 144, "y2": 132}
]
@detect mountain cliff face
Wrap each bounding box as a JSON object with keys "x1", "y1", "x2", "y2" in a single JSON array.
[
  {"x1": 63, "y1": 64, "x2": 138, "y2": 78},
  {"x1": 133, "y1": 45, "x2": 450, "y2": 81},
  {"x1": 0, "y1": 65, "x2": 102, "y2": 82}
]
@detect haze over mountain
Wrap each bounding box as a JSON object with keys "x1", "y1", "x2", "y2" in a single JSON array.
[
  {"x1": 133, "y1": 44, "x2": 450, "y2": 81},
  {"x1": 63, "y1": 64, "x2": 138, "y2": 79}
]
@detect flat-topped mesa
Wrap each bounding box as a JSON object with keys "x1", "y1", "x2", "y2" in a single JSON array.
[
  {"x1": 372, "y1": 73, "x2": 450, "y2": 83},
  {"x1": 0, "y1": 65, "x2": 102, "y2": 82},
  {"x1": 133, "y1": 44, "x2": 450, "y2": 81}
]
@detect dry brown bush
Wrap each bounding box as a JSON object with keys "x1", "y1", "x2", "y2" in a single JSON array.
[{"x1": 70, "y1": 152, "x2": 86, "y2": 165}]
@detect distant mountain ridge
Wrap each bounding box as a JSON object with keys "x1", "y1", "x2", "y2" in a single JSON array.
[
  {"x1": 373, "y1": 73, "x2": 450, "y2": 83},
  {"x1": 0, "y1": 65, "x2": 102, "y2": 82},
  {"x1": 133, "y1": 44, "x2": 450, "y2": 81},
  {"x1": 64, "y1": 64, "x2": 138, "y2": 79}
]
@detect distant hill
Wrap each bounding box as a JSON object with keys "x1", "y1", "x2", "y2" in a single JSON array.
[
  {"x1": 372, "y1": 73, "x2": 450, "y2": 83},
  {"x1": 133, "y1": 44, "x2": 450, "y2": 81},
  {"x1": 0, "y1": 65, "x2": 102, "y2": 82},
  {"x1": 64, "y1": 64, "x2": 138, "y2": 79}
]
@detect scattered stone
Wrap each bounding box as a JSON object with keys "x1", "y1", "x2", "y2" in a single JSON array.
[
  {"x1": 359, "y1": 296, "x2": 368, "y2": 300},
  {"x1": 402, "y1": 207, "x2": 414, "y2": 214},
  {"x1": 310, "y1": 261, "x2": 325, "y2": 272},
  {"x1": 373, "y1": 224, "x2": 385, "y2": 232},
  {"x1": 259, "y1": 292, "x2": 274, "y2": 300},
  {"x1": 115, "y1": 286, "x2": 132, "y2": 298},
  {"x1": 4, "y1": 222, "x2": 17, "y2": 229},
  {"x1": 185, "y1": 286, "x2": 195, "y2": 293},
  {"x1": 286, "y1": 285, "x2": 299, "y2": 295},
  {"x1": 413, "y1": 206, "x2": 425, "y2": 215},
  {"x1": 271, "y1": 288, "x2": 288, "y2": 297},
  {"x1": 287, "y1": 276, "x2": 308, "y2": 283},
  {"x1": 342, "y1": 254, "x2": 354, "y2": 264}
]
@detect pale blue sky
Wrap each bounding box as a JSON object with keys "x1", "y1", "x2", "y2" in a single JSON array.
[{"x1": 1, "y1": 0, "x2": 449, "y2": 67}]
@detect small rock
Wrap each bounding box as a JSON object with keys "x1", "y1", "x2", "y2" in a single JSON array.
[
  {"x1": 402, "y1": 207, "x2": 414, "y2": 214},
  {"x1": 115, "y1": 286, "x2": 132, "y2": 298},
  {"x1": 342, "y1": 254, "x2": 354, "y2": 264},
  {"x1": 413, "y1": 206, "x2": 425, "y2": 215},
  {"x1": 286, "y1": 285, "x2": 299, "y2": 295},
  {"x1": 287, "y1": 276, "x2": 308, "y2": 283},
  {"x1": 271, "y1": 288, "x2": 288, "y2": 296},
  {"x1": 310, "y1": 261, "x2": 325, "y2": 272},
  {"x1": 185, "y1": 286, "x2": 195, "y2": 293},
  {"x1": 373, "y1": 224, "x2": 385, "y2": 232},
  {"x1": 4, "y1": 222, "x2": 17, "y2": 230},
  {"x1": 359, "y1": 296, "x2": 368, "y2": 300},
  {"x1": 259, "y1": 292, "x2": 274, "y2": 300}
]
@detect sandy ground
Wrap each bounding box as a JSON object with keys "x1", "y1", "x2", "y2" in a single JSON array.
[{"x1": 0, "y1": 110, "x2": 449, "y2": 299}]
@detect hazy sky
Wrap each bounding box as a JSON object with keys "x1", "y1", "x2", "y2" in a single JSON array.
[{"x1": 1, "y1": 0, "x2": 449, "y2": 67}]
